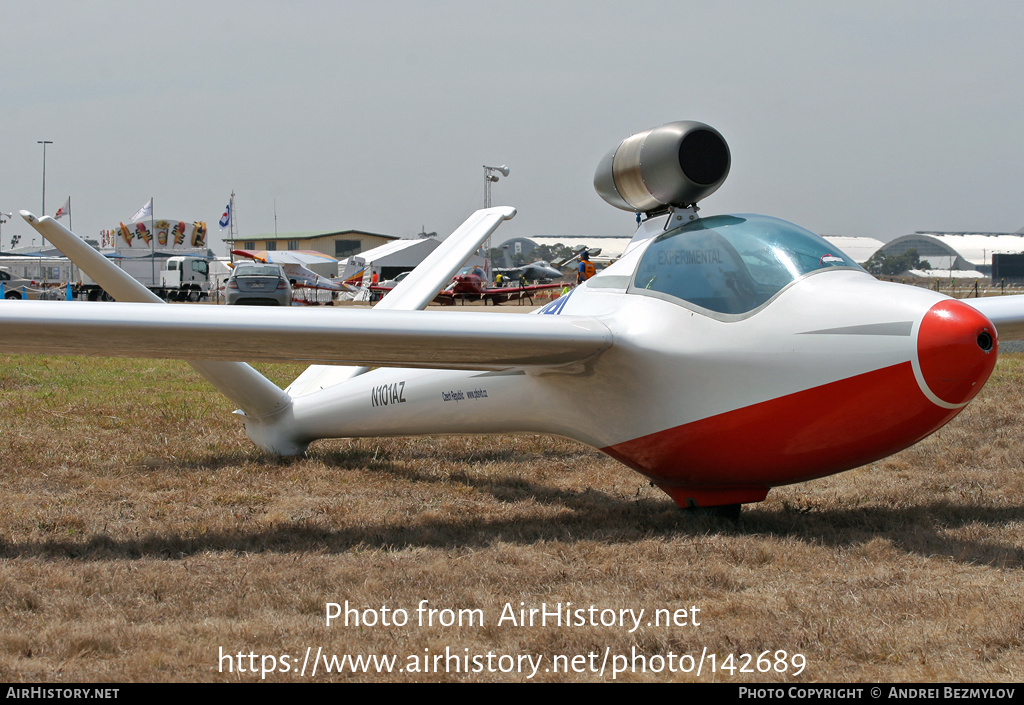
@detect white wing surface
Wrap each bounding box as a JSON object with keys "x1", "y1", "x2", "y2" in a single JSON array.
[
  {"x1": 962, "y1": 295, "x2": 1024, "y2": 341},
  {"x1": 0, "y1": 301, "x2": 611, "y2": 370}
]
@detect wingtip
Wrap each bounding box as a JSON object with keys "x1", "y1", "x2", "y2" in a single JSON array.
[
  {"x1": 477, "y1": 205, "x2": 516, "y2": 220},
  {"x1": 19, "y1": 210, "x2": 38, "y2": 224}
]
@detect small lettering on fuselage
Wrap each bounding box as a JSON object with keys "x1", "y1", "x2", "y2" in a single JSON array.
[
  {"x1": 658, "y1": 248, "x2": 723, "y2": 266},
  {"x1": 441, "y1": 388, "x2": 488, "y2": 403},
  {"x1": 371, "y1": 381, "x2": 406, "y2": 407}
]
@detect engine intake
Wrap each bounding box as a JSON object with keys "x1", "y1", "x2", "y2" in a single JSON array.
[{"x1": 594, "y1": 121, "x2": 730, "y2": 213}]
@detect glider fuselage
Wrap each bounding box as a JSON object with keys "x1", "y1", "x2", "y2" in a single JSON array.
[{"x1": 260, "y1": 213, "x2": 998, "y2": 508}]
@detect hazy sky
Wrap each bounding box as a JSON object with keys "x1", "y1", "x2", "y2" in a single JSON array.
[{"x1": 3, "y1": 1, "x2": 1023, "y2": 253}]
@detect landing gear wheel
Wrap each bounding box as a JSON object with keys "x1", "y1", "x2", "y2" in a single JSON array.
[{"x1": 5, "y1": 291, "x2": 21, "y2": 300}]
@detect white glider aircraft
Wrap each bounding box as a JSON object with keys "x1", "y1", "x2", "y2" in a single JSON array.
[{"x1": 6, "y1": 121, "x2": 1024, "y2": 515}]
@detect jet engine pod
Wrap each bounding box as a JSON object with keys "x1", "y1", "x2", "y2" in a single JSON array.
[{"x1": 594, "y1": 121, "x2": 730, "y2": 213}]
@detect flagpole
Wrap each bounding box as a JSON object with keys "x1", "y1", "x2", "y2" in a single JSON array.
[
  {"x1": 69, "y1": 197, "x2": 76, "y2": 285},
  {"x1": 225, "y1": 191, "x2": 236, "y2": 264},
  {"x1": 151, "y1": 196, "x2": 156, "y2": 288}
]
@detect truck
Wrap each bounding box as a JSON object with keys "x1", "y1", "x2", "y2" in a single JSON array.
[
  {"x1": 83, "y1": 253, "x2": 213, "y2": 301},
  {"x1": 86, "y1": 218, "x2": 216, "y2": 300}
]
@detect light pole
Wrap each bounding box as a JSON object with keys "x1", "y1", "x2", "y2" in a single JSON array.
[
  {"x1": 483, "y1": 164, "x2": 508, "y2": 209},
  {"x1": 482, "y1": 164, "x2": 509, "y2": 277},
  {"x1": 38, "y1": 140, "x2": 53, "y2": 255}
]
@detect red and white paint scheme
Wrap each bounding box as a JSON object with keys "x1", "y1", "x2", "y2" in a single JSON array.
[{"x1": 5, "y1": 121, "x2": 1023, "y2": 513}]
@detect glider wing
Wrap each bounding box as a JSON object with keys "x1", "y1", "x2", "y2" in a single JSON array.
[
  {"x1": 962, "y1": 295, "x2": 1024, "y2": 341},
  {"x1": 0, "y1": 301, "x2": 611, "y2": 370}
]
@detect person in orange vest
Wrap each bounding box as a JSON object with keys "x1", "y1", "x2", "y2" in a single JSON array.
[
  {"x1": 371, "y1": 271, "x2": 379, "y2": 286},
  {"x1": 577, "y1": 250, "x2": 595, "y2": 285}
]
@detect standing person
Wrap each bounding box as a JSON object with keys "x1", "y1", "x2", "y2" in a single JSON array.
[{"x1": 577, "y1": 250, "x2": 595, "y2": 285}]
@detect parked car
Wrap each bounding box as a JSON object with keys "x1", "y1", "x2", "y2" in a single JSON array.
[
  {"x1": 380, "y1": 270, "x2": 412, "y2": 288},
  {"x1": 226, "y1": 263, "x2": 292, "y2": 306},
  {"x1": 0, "y1": 268, "x2": 35, "y2": 299}
]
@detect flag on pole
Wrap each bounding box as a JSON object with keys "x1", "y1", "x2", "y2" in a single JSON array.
[
  {"x1": 130, "y1": 198, "x2": 153, "y2": 222},
  {"x1": 54, "y1": 197, "x2": 71, "y2": 220},
  {"x1": 219, "y1": 202, "x2": 231, "y2": 229}
]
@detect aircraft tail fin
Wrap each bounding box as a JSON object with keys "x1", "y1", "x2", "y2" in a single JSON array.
[{"x1": 19, "y1": 212, "x2": 291, "y2": 422}]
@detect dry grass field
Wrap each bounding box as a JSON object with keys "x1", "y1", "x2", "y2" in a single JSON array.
[{"x1": 0, "y1": 348, "x2": 1022, "y2": 682}]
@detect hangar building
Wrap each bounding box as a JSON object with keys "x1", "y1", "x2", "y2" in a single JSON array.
[
  {"x1": 874, "y1": 230, "x2": 1024, "y2": 277},
  {"x1": 340, "y1": 238, "x2": 440, "y2": 284}
]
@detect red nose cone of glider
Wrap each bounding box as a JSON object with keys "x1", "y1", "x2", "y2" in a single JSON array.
[{"x1": 917, "y1": 299, "x2": 997, "y2": 406}]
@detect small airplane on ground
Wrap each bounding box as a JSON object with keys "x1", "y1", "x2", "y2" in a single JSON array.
[
  {"x1": 372, "y1": 265, "x2": 563, "y2": 305},
  {"x1": 493, "y1": 260, "x2": 564, "y2": 283},
  {"x1": 6, "y1": 120, "x2": 1024, "y2": 516},
  {"x1": 551, "y1": 247, "x2": 604, "y2": 270}
]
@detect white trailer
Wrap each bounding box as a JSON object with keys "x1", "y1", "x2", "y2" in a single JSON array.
[
  {"x1": 0, "y1": 257, "x2": 76, "y2": 299},
  {"x1": 0, "y1": 253, "x2": 212, "y2": 301}
]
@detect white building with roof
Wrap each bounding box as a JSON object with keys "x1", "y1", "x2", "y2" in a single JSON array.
[
  {"x1": 876, "y1": 230, "x2": 1024, "y2": 276},
  {"x1": 338, "y1": 237, "x2": 486, "y2": 285},
  {"x1": 339, "y1": 238, "x2": 440, "y2": 284}
]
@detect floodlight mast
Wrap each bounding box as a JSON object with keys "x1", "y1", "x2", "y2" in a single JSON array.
[
  {"x1": 482, "y1": 164, "x2": 509, "y2": 277},
  {"x1": 37, "y1": 140, "x2": 53, "y2": 252}
]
